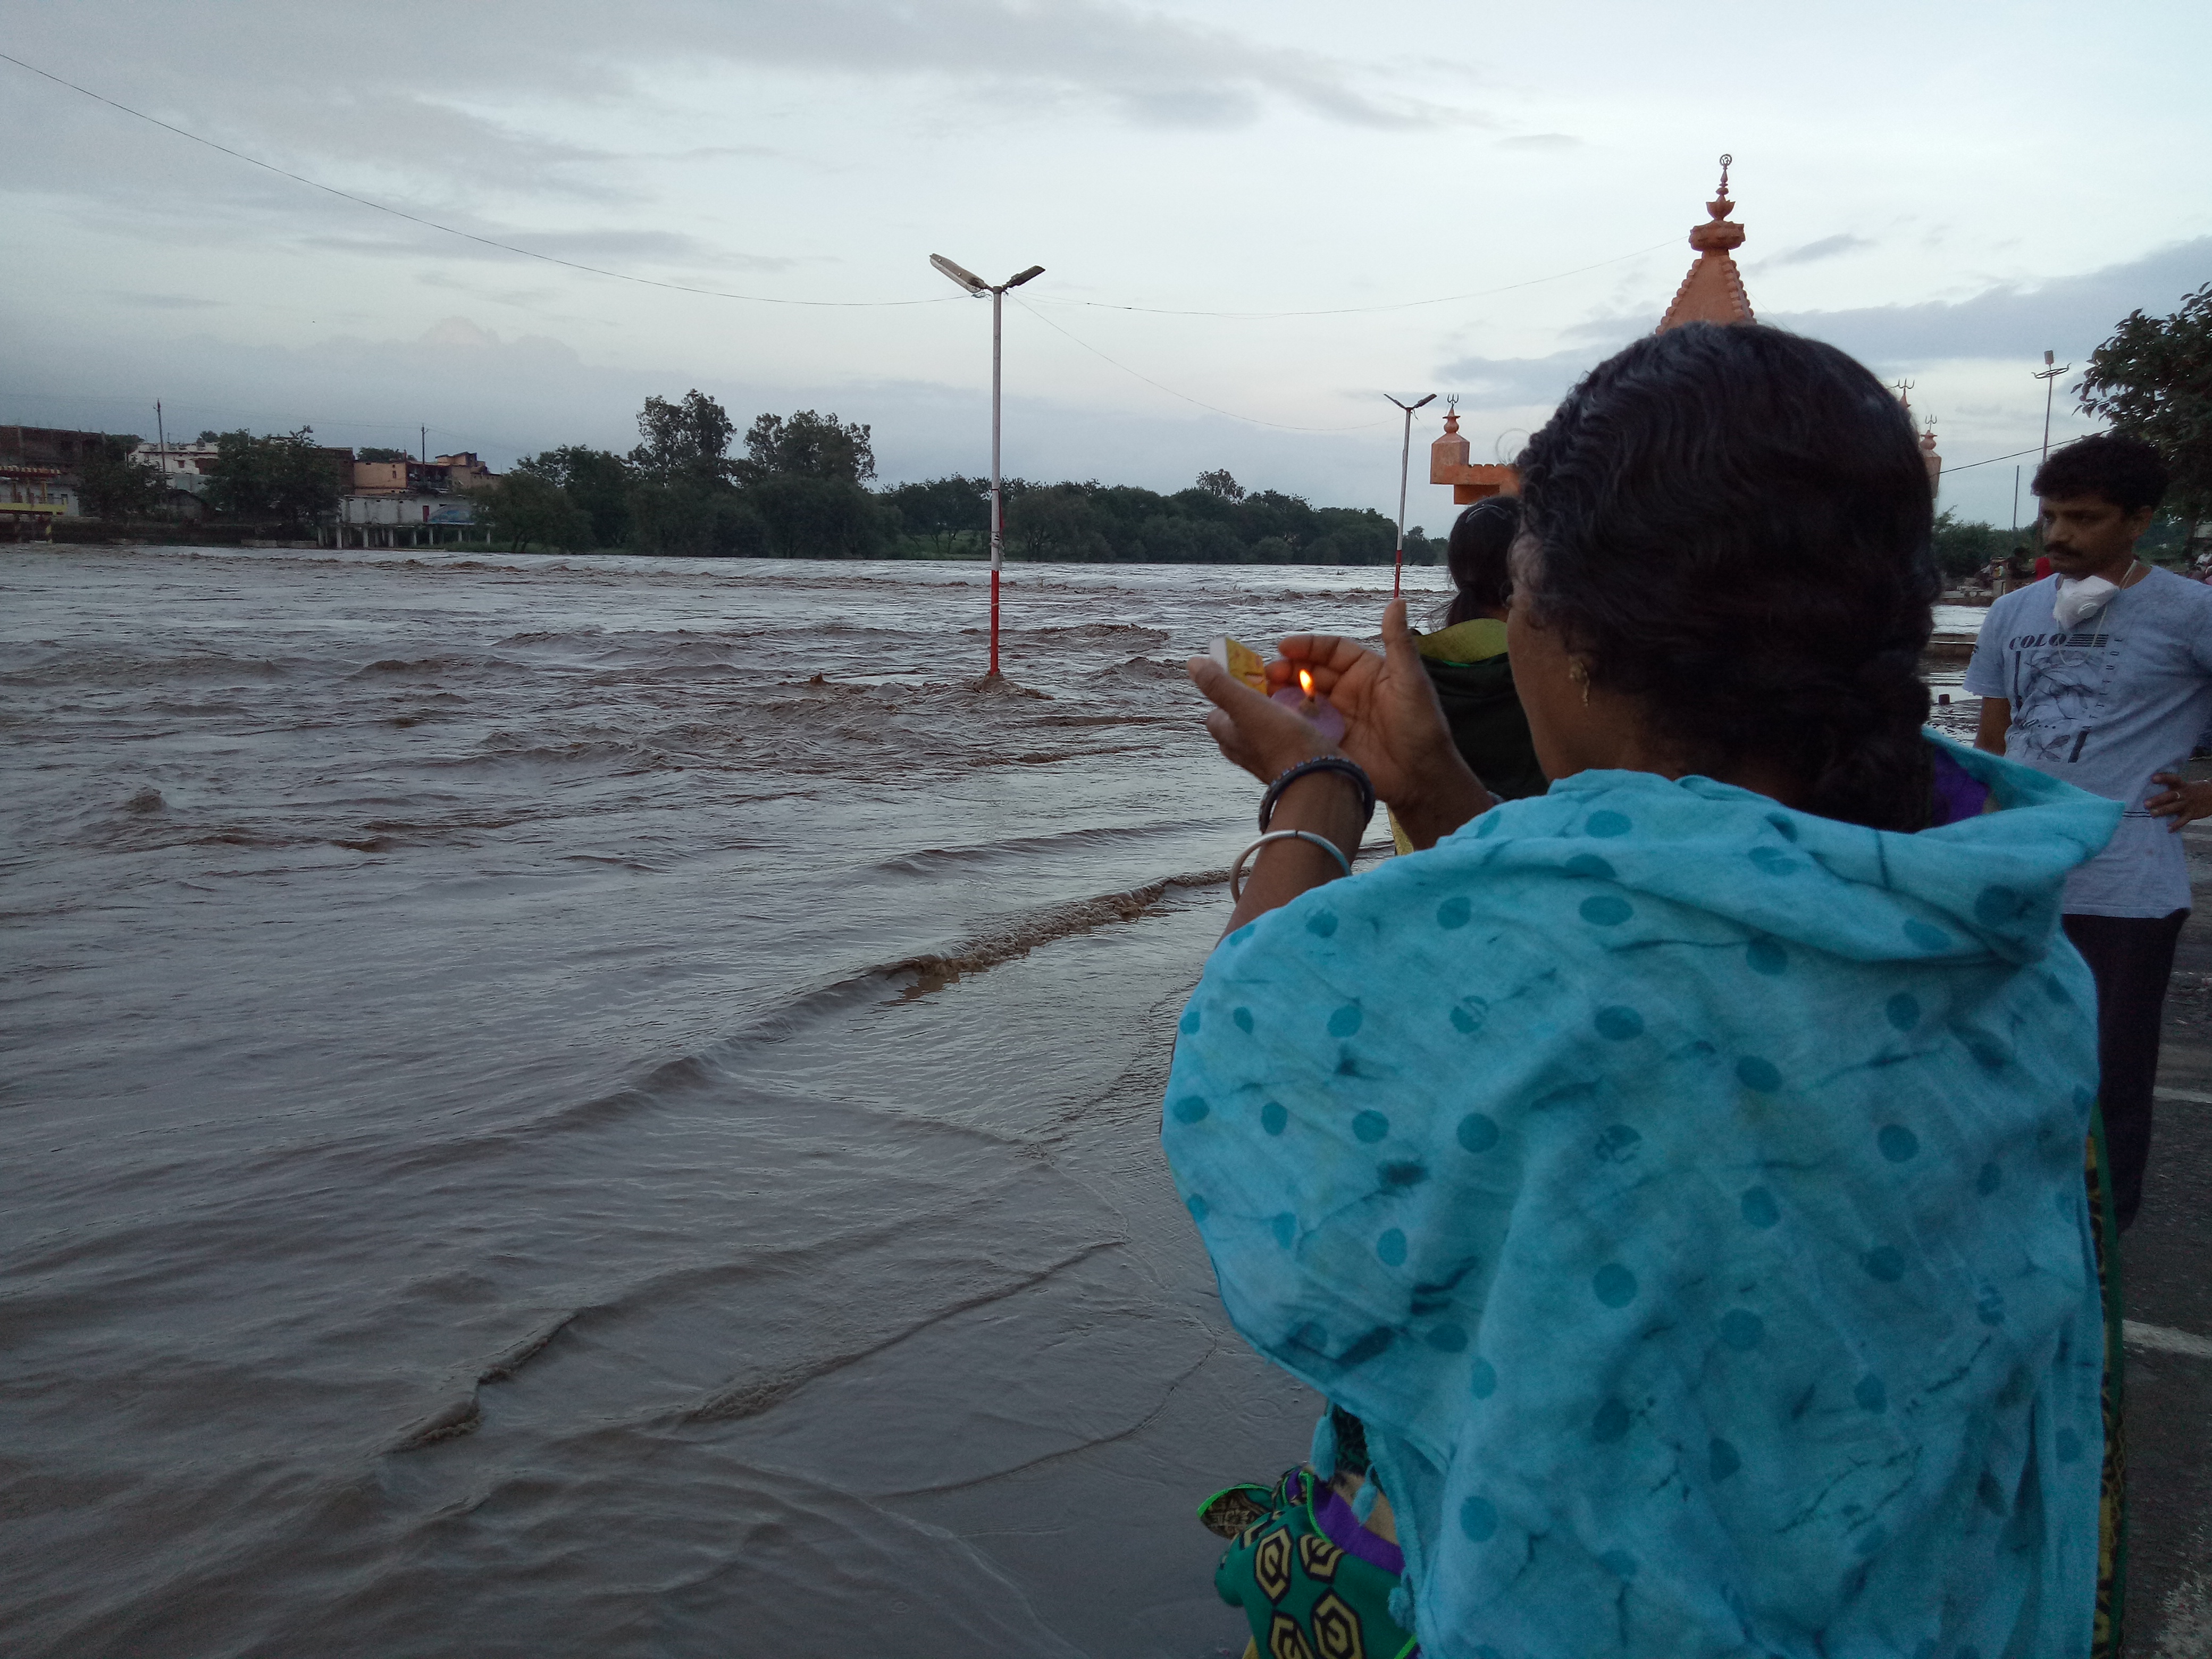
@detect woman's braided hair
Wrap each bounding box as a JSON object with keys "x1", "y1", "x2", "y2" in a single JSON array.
[{"x1": 1514, "y1": 323, "x2": 1938, "y2": 833}]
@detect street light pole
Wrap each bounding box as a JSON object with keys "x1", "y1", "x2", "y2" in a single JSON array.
[
  {"x1": 2034, "y1": 348, "x2": 2071, "y2": 467},
  {"x1": 1385, "y1": 393, "x2": 1436, "y2": 600},
  {"x1": 932, "y1": 254, "x2": 1046, "y2": 678}
]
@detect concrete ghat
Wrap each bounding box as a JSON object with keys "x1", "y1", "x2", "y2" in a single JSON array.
[{"x1": 2119, "y1": 811, "x2": 2212, "y2": 1654}]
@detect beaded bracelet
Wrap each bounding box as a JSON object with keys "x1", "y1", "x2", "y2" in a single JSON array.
[
  {"x1": 1259, "y1": 756, "x2": 1376, "y2": 832},
  {"x1": 1230, "y1": 830, "x2": 1354, "y2": 900}
]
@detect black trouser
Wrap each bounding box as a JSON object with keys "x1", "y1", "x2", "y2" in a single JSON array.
[{"x1": 2063, "y1": 909, "x2": 2189, "y2": 1230}]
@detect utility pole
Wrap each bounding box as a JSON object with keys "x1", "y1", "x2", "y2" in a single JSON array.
[
  {"x1": 1385, "y1": 393, "x2": 1436, "y2": 600},
  {"x1": 930, "y1": 255, "x2": 1046, "y2": 677},
  {"x1": 154, "y1": 399, "x2": 167, "y2": 479},
  {"x1": 2034, "y1": 349, "x2": 2070, "y2": 466},
  {"x1": 420, "y1": 424, "x2": 428, "y2": 465}
]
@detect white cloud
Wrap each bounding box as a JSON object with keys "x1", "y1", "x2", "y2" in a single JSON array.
[{"x1": 1, "y1": 0, "x2": 2206, "y2": 529}]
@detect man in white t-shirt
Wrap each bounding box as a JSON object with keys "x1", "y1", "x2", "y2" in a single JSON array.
[{"x1": 1966, "y1": 434, "x2": 2212, "y2": 1227}]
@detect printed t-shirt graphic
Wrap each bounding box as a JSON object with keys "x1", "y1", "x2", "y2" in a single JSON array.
[
  {"x1": 1964, "y1": 567, "x2": 2212, "y2": 918},
  {"x1": 2004, "y1": 623, "x2": 2118, "y2": 765}
]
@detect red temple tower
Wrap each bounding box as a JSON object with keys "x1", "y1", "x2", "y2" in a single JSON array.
[{"x1": 1658, "y1": 155, "x2": 1755, "y2": 332}]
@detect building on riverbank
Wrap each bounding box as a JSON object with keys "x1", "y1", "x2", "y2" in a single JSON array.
[
  {"x1": 334, "y1": 449, "x2": 495, "y2": 547},
  {"x1": 349, "y1": 451, "x2": 497, "y2": 496},
  {"x1": 334, "y1": 492, "x2": 478, "y2": 547},
  {"x1": 2, "y1": 464, "x2": 76, "y2": 536}
]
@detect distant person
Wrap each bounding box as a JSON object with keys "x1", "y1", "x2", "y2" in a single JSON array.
[
  {"x1": 1386, "y1": 499, "x2": 1545, "y2": 851},
  {"x1": 1178, "y1": 324, "x2": 2119, "y2": 1659},
  {"x1": 1968, "y1": 433, "x2": 2212, "y2": 1229}
]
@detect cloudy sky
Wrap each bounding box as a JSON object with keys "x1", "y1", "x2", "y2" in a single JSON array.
[{"x1": 3, "y1": 0, "x2": 2207, "y2": 526}]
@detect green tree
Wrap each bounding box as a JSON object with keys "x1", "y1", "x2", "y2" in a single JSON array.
[
  {"x1": 630, "y1": 390, "x2": 736, "y2": 485},
  {"x1": 730, "y1": 408, "x2": 884, "y2": 556},
  {"x1": 881, "y1": 475, "x2": 990, "y2": 556},
  {"x1": 76, "y1": 436, "x2": 169, "y2": 520},
  {"x1": 199, "y1": 428, "x2": 343, "y2": 525},
  {"x1": 750, "y1": 474, "x2": 890, "y2": 558},
  {"x1": 1930, "y1": 509, "x2": 2016, "y2": 580},
  {"x1": 477, "y1": 472, "x2": 594, "y2": 554},
  {"x1": 739, "y1": 410, "x2": 875, "y2": 485},
  {"x1": 1007, "y1": 483, "x2": 1112, "y2": 560},
  {"x1": 2079, "y1": 281, "x2": 2212, "y2": 530},
  {"x1": 1194, "y1": 468, "x2": 1245, "y2": 502},
  {"x1": 1312, "y1": 507, "x2": 1396, "y2": 565},
  {"x1": 627, "y1": 480, "x2": 767, "y2": 557},
  {"x1": 357, "y1": 446, "x2": 412, "y2": 463},
  {"x1": 516, "y1": 446, "x2": 632, "y2": 546}
]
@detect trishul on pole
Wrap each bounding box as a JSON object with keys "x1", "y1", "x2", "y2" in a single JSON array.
[
  {"x1": 1385, "y1": 392, "x2": 1436, "y2": 600},
  {"x1": 931, "y1": 254, "x2": 1046, "y2": 677}
]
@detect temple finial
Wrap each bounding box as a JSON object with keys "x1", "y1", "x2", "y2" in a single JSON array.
[{"x1": 1661, "y1": 155, "x2": 1754, "y2": 331}]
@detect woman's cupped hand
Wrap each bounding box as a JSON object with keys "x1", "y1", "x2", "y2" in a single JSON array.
[{"x1": 1185, "y1": 599, "x2": 1494, "y2": 847}]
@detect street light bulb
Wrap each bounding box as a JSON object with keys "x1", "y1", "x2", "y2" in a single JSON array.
[
  {"x1": 930, "y1": 253, "x2": 988, "y2": 295},
  {"x1": 1008, "y1": 265, "x2": 1046, "y2": 288}
]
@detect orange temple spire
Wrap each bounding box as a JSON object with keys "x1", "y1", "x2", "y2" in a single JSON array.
[{"x1": 1657, "y1": 154, "x2": 1755, "y2": 332}]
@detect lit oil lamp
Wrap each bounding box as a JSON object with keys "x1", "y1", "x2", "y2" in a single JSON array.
[{"x1": 1272, "y1": 666, "x2": 1347, "y2": 744}]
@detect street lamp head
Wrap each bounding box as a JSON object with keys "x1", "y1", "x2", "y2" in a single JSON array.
[
  {"x1": 1385, "y1": 393, "x2": 1437, "y2": 414},
  {"x1": 2044, "y1": 349, "x2": 2055, "y2": 366},
  {"x1": 931, "y1": 254, "x2": 988, "y2": 296},
  {"x1": 1007, "y1": 265, "x2": 1046, "y2": 288}
]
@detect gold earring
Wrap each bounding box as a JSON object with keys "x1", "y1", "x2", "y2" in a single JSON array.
[{"x1": 1569, "y1": 660, "x2": 1591, "y2": 706}]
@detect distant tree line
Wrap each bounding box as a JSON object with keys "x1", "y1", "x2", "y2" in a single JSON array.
[
  {"x1": 467, "y1": 387, "x2": 1440, "y2": 563},
  {"x1": 1930, "y1": 507, "x2": 2190, "y2": 581},
  {"x1": 74, "y1": 427, "x2": 346, "y2": 527},
  {"x1": 92, "y1": 270, "x2": 2211, "y2": 565}
]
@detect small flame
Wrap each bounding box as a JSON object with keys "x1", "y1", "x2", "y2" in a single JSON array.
[{"x1": 1297, "y1": 668, "x2": 1316, "y2": 699}]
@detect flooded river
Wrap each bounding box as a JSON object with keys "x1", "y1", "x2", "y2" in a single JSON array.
[{"x1": 1, "y1": 546, "x2": 1487, "y2": 1657}]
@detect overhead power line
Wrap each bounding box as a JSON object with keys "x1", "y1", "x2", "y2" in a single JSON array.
[
  {"x1": 1945, "y1": 440, "x2": 2100, "y2": 474},
  {"x1": 4, "y1": 49, "x2": 1682, "y2": 326},
  {"x1": 0, "y1": 50, "x2": 956, "y2": 309}
]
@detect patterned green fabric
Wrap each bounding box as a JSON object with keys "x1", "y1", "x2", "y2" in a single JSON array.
[{"x1": 1213, "y1": 1473, "x2": 1414, "y2": 1659}]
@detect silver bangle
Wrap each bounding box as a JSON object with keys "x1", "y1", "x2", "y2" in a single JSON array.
[{"x1": 1230, "y1": 830, "x2": 1354, "y2": 900}]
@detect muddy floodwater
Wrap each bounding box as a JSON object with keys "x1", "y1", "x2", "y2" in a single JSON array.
[{"x1": 2, "y1": 546, "x2": 1518, "y2": 1657}]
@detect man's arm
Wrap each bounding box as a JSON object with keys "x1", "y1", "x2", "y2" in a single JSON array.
[{"x1": 1975, "y1": 697, "x2": 2010, "y2": 756}]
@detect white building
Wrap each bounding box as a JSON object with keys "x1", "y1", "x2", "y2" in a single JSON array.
[
  {"x1": 132, "y1": 439, "x2": 224, "y2": 496},
  {"x1": 334, "y1": 492, "x2": 476, "y2": 548}
]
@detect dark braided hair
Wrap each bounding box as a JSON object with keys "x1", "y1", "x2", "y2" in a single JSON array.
[
  {"x1": 1445, "y1": 497, "x2": 1521, "y2": 625},
  {"x1": 1513, "y1": 323, "x2": 1938, "y2": 833}
]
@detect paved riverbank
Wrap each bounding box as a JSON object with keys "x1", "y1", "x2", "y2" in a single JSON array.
[{"x1": 2121, "y1": 811, "x2": 2212, "y2": 1657}]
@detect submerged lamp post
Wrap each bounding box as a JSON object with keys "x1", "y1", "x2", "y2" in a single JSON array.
[
  {"x1": 931, "y1": 254, "x2": 1046, "y2": 677},
  {"x1": 1385, "y1": 393, "x2": 1436, "y2": 600}
]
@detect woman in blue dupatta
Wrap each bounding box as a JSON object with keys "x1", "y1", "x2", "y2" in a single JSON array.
[{"x1": 1169, "y1": 325, "x2": 2123, "y2": 1659}]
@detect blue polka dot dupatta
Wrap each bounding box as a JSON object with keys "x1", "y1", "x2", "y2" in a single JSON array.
[{"x1": 1163, "y1": 738, "x2": 2121, "y2": 1659}]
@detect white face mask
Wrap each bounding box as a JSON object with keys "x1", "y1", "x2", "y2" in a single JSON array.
[{"x1": 2052, "y1": 574, "x2": 2120, "y2": 629}]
